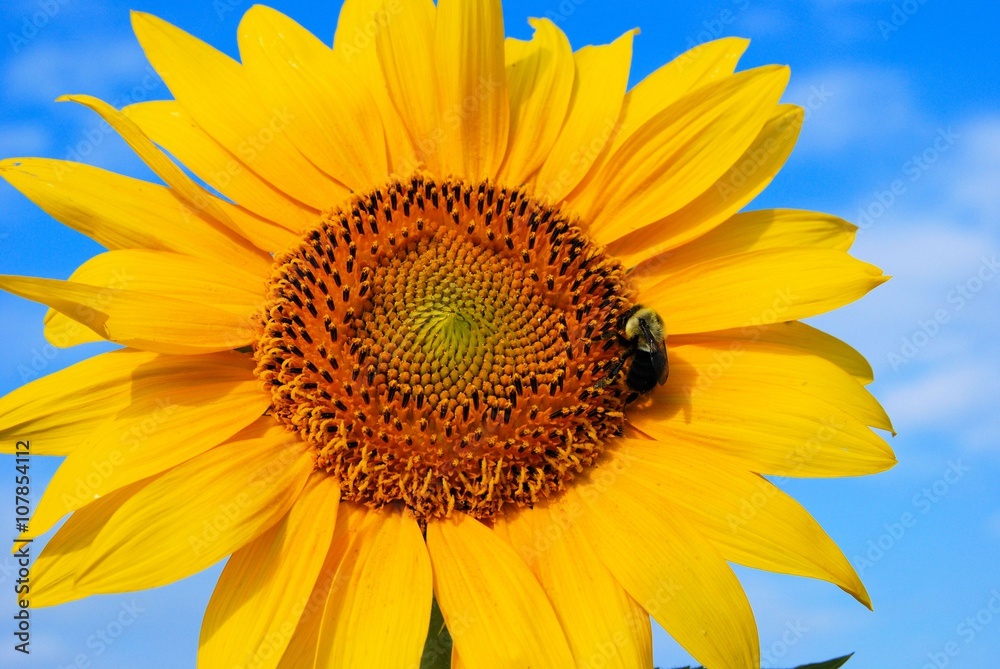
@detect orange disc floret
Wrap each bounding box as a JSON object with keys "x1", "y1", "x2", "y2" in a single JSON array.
[{"x1": 254, "y1": 175, "x2": 638, "y2": 520}]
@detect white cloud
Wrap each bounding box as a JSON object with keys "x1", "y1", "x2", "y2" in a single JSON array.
[
  {"x1": 815, "y1": 220, "x2": 1000, "y2": 371},
  {"x1": 3, "y1": 38, "x2": 156, "y2": 106},
  {"x1": 988, "y1": 510, "x2": 1000, "y2": 538},
  {"x1": 786, "y1": 67, "x2": 928, "y2": 156},
  {"x1": 963, "y1": 417, "x2": 1000, "y2": 454},
  {"x1": 830, "y1": 116, "x2": 1000, "y2": 333},
  {"x1": 731, "y1": 1, "x2": 890, "y2": 41},
  {"x1": 807, "y1": 0, "x2": 886, "y2": 42},
  {"x1": 882, "y1": 365, "x2": 1000, "y2": 433},
  {"x1": 861, "y1": 222, "x2": 994, "y2": 289},
  {"x1": 810, "y1": 112, "x2": 1000, "y2": 456},
  {"x1": 3, "y1": 35, "x2": 168, "y2": 174},
  {"x1": 944, "y1": 117, "x2": 1000, "y2": 223},
  {"x1": 736, "y1": 6, "x2": 791, "y2": 37},
  {"x1": 0, "y1": 630, "x2": 70, "y2": 665},
  {"x1": 0, "y1": 121, "x2": 53, "y2": 156}
]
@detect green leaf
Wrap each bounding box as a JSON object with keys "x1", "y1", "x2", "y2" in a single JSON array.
[
  {"x1": 419, "y1": 596, "x2": 453, "y2": 669},
  {"x1": 661, "y1": 653, "x2": 853, "y2": 669},
  {"x1": 793, "y1": 654, "x2": 854, "y2": 669}
]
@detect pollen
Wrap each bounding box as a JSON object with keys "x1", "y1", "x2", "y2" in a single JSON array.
[{"x1": 254, "y1": 175, "x2": 637, "y2": 520}]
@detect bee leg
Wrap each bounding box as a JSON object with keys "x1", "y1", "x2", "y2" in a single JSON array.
[
  {"x1": 593, "y1": 359, "x2": 622, "y2": 389},
  {"x1": 594, "y1": 350, "x2": 633, "y2": 389},
  {"x1": 595, "y1": 331, "x2": 615, "y2": 353},
  {"x1": 597, "y1": 330, "x2": 631, "y2": 353}
]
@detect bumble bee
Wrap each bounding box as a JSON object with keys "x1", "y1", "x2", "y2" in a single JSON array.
[{"x1": 598, "y1": 305, "x2": 668, "y2": 394}]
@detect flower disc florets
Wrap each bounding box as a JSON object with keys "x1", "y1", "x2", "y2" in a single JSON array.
[{"x1": 254, "y1": 175, "x2": 638, "y2": 519}]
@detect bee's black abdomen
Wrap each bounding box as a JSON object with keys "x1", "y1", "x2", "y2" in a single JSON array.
[{"x1": 625, "y1": 351, "x2": 660, "y2": 394}]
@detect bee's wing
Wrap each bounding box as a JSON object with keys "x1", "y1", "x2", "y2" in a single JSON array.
[{"x1": 638, "y1": 319, "x2": 669, "y2": 384}]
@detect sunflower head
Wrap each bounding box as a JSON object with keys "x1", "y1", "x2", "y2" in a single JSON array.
[
  {"x1": 253, "y1": 174, "x2": 642, "y2": 520},
  {"x1": 0, "y1": 2, "x2": 895, "y2": 668}
]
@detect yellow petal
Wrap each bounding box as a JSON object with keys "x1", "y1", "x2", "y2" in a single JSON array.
[
  {"x1": 628, "y1": 340, "x2": 896, "y2": 477},
  {"x1": 130, "y1": 11, "x2": 351, "y2": 209},
  {"x1": 622, "y1": 438, "x2": 871, "y2": 607},
  {"x1": 199, "y1": 474, "x2": 341, "y2": 669},
  {"x1": 39, "y1": 311, "x2": 107, "y2": 359},
  {"x1": 57, "y1": 94, "x2": 236, "y2": 228},
  {"x1": 0, "y1": 274, "x2": 254, "y2": 354},
  {"x1": 44, "y1": 249, "x2": 266, "y2": 347},
  {"x1": 275, "y1": 606, "x2": 322, "y2": 669},
  {"x1": 632, "y1": 207, "x2": 857, "y2": 288},
  {"x1": 332, "y1": 0, "x2": 385, "y2": 55},
  {"x1": 29, "y1": 477, "x2": 155, "y2": 607},
  {"x1": 0, "y1": 157, "x2": 267, "y2": 269},
  {"x1": 74, "y1": 419, "x2": 312, "y2": 593},
  {"x1": 315, "y1": 508, "x2": 432, "y2": 669},
  {"x1": 220, "y1": 200, "x2": 303, "y2": 253},
  {"x1": 578, "y1": 66, "x2": 789, "y2": 238},
  {"x1": 572, "y1": 37, "x2": 750, "y2": 204},
  {"x1": 676, "y1": 334, "x2": 891, "y2": 431},
  {"x1": 124, "y1": 100, "x2": 319, "y2": 232},
  {"x1": 0, "y1": 349, "x2": 157, "y2": 456},
  {"x1": 426, "y1": 512, "x2": 575, "y2": 669},
  {"x1": 332, "y1": 0, "x2": 418, "y2": 176},
  {"x1": 25, "y1": 354, "x2": 266, "y2": 538},
  {"x1": 374, "y1": 0, "x2": 440, "y2": 174},
  {"x1": 502, "y1": 506, "x2": 653, "y2": 669},
  {"x1": 59, "y1": 94, "x2": 294, "y2": 254},
  {"x1": 434, "y1": 0, "x2": 509, "y2": 180},
  {"x1": 681, "y1": 321, "x2": 875, "y2": 385},
  {"x1": 238, "y1": 5, "x2": 389, "y2": 192},
  {"x1": 607, "y1": 105, "x2": 804, "y2": 261},
  {"x1": 68, "y1": 250, "x2": 265, "y2": 311},
  {"x1": 568, "y1": 474, "x2": 759, "y2": 669},
  {"x1": 274, "y1": 502, "x2": 369, "y2": 669},
  {"x1": 533, "y1": 30, "x2": 635, "y2": 203},
  {"x1": 498, "y1": 19, "x2": 574, "y2": 186},
  {"x1": 613, "y1": 37, "x2": 750, "y2": 148},
  {"x1": 641, "y1": 248, "x2": 887, "y2": 335}
]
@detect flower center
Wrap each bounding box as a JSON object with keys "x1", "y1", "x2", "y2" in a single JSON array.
[{"x1": 254, "y1": 175, "x2": 637, "y2": 520}]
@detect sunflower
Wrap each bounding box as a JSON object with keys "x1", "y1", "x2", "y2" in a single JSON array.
[{"x1": 0, "y1": 2, "x2": 895, "y2": 668}]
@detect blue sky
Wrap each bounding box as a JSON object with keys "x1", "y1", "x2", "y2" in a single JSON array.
[{"x1": 1, "y1": 0, "x2": 998, "y2": 667}]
